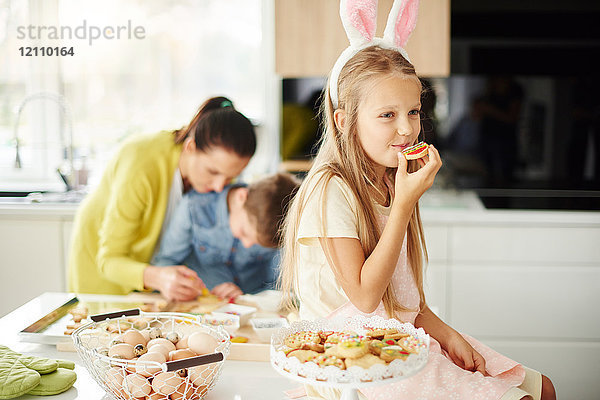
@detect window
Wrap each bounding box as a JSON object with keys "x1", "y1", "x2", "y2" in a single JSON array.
[{"x1": 0, "y1": 0, "x2": 273, "y2": 191}]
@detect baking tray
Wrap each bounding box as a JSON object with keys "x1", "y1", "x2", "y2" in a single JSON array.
[{"x1": 18, "y1": 296, "x2": 147, "y2": 345}]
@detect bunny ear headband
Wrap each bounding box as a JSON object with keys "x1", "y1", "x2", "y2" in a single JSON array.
[{"x1": 329, "y1": 0, "x2": 420, "y2": 108}]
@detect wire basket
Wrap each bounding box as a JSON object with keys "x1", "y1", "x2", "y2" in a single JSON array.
[{"x1": 72, "y1": 308, "x2": 230, "y2": 400}]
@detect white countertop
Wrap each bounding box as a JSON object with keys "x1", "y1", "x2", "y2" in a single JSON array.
[
  {"x1": 0, "y1": 293, "x2": 297, "y2": 400},
  {"x1": 1, "y1": 189, "x2": 598, "y2": 226}
]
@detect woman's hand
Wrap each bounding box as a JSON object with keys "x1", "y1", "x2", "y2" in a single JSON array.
[
  {"x1": 211, "y1": 282, "x2": 243, "y2": 302},
  {"x1": 444, "y1": 331, "x2": 487, "y2": 375},
  {"x1": 393, "y1": 144, "x2": 442, "y2": 209},
  {"x1": 143, "y1": 265, "x2": 205, "y2": 302}
]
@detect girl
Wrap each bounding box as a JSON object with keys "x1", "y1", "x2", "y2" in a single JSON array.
[
  {"x1": 279, "y1": 1, "x2": 555, "y2": 399},
  {"x1": 68, "y1": 96, "x2": 256, "y2": 301}
]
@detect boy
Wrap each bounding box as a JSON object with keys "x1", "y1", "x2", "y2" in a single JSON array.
[{"x1": 152, "y1": 172, "x2": 299, "y2": 301}]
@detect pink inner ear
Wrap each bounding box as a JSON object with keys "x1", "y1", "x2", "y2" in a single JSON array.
[
  {"x1": 347, "y1": 0, "x2": 377, "y2": 41},
  {"x1": 395, "y1": 0, "x2": 419, "y2": 47}
]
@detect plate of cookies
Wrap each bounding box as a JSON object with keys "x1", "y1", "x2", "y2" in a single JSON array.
[{"x1": 270, "y1": 315, "x2": 429, "y2": 388}]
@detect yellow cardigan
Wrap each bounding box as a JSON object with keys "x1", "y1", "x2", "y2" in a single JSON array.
[{"x1": 68, "y1": 131, "x2": 182, "y2": 294}]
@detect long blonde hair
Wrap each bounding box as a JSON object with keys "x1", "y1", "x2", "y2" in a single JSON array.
[{"x1": 279, "y1": 46, "x2": 428, "y2": 319}]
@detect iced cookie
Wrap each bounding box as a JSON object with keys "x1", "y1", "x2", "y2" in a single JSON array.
[
  {"x1": 337, "y1": 337, "x2": 368, "y2": 359},
  {"x1": 312, "y1": 354, "x2": 346, "y2": 369},
  {"x1": 287, "y1": 349, "x2": 319, "y2": 363},
  {"x1": 284, "y1": 331, "x2": 321, "y2": 350},
  {"x1": 301, "y1": 342, "x2": 325, "y2": 353},
  {"x1": 324, "y1": 342, "x2": 343, "y2": 358},
  {"x1": 345, "y1": 353, "x2": 386, "y2": 369},
  {"x1": 379, "y1": 345, "x2": 410, "y2": 362},
  {"x1": 366, "y1": 328, "x2": 396, "y2": 340},
  {"x1": 398, "y1": 335, "x2": 424, "y2": 354},
  {"x1": 368, "y1": 340, "x2": 384, "y2": 356}
]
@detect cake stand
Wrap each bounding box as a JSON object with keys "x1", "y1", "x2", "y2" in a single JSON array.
[{"x1": 270, "y1": 315, "x2": 430, "y2": 400}]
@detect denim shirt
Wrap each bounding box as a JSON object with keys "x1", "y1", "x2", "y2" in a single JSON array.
[{"x1": 152, "y1": 185, "x2": 279, "y2": 294}]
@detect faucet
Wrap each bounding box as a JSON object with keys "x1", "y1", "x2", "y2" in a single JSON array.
[{"x1": 13, "y1": 92, "x2": 74, "y2": 190}]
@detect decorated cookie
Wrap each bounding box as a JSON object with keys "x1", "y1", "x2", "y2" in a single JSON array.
[
  {"x1": 384, "y1": 332, "x2": 410, "y2": 340},
  {"x1": 337, "y1": 337, "x2": 368, "y2": 359},
  {"x1": 301, "y1": 342, "x2": 325, "y2": 353},
  {"x1": 379, "y1": 345, "x2": 410, "y2": 362},
  {"x1": 312, "y1": 354, "x2": 346, "y2": 369},
  {"x1": 287, "y1": 349, "x2": 319, "y2": 363},
  {"x1": 324, "y1": 342, "x2": 343, "y2": 358},
  {"x1": 368, "y1": 340, "x2": 384, "y2": 356},
  {"x1": 345, "y1": 353, "x2": 386, "y2": 369},
  {"x1": 398, "y1": 335, "x2": 424, "y2": 354},
  {"x1": 284, "y1": 331, "x2": 321, "y2": 349}
]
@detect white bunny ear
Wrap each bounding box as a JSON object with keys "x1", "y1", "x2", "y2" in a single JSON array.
[
  {"x1": 340, "y1": 0, "x2": 379, "y2": 46},
  {"x1": 383, "y1": 0, "x2": 419, "y2": 48}
]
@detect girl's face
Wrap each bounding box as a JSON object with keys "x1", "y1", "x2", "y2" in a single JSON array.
[
  {"x1": 182, "y1": 140, "x2": 251, "y2": 193},
  {"x1": 355, "y1": 74, "x2": 422, "y2": 172}
]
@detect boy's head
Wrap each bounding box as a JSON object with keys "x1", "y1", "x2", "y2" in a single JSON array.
[{"x1": 229, "y1": 173, "x2": 300, "y2": 248}]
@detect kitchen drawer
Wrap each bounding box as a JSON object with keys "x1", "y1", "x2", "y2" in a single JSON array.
[
  {"x1": 423, "y1": 262, "x2": 447, "y2": 320},
  {"x1": 481, "y1": 339, "x2": 600, "y2": 400},
  {"x1": 423, "y1": 225, "x2": 448, "y2": 262},
  {"x1": 450, "y1": 226, "x2": 600, "y2": 264},
  {"x1": 449, "y1": 265, "x2": 600, "y2": 340}
]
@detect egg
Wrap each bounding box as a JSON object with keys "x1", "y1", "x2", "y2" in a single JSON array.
[
  {"x1": 192, "y1": 384, "x2": 209, "y2": 399},
  {"x1": 188, "y1": 364, "x2": 216, "y2": 386},
  {"x1": 149, "y1": 327, "x2": 163, "y2": 340},
  {"x1": 145, "y1": 390, "x2": 169, "y2": 400},
  {"x1": 140, "y1": 329, "x2": 152, "y2": 343},
  {"x1": 109, "y1": 343, "x2": 136, "y2": 360},
  {"x1": 151, "y1": 372, "x2": 183, "y2": 396},
  {"x1": 123, "y1": 330, "x2": 147, "y2": 346},
  {"x1": 146, "y1": 344, "x2": 170, "y2": 360},
  {"x1": 135, "y1": 352, "x2": 166, "y2": 377},
  {"x1": 165, "y1": 331, "x2": 181, "y2": 344},
  {"x1": 187, "y1": 332, "x2": 218, "y2": 355},
  {"x1": 168, "y1": 349, "x2": 196, "y2": 361},
  {"x1": 170, "y1": 380, "x2": 195, "y2": 400},
  {"x1": 105, "y1": 366, "x2": 125, "y2": 391},
  {"x1": 147, "y1": 338, "x2": 176, "y2": 352},
  {"x1": 124, "y1": 373, "x2": 151, "y2": 398},
  {"x1": 175, "y1": 334, "x2": 189, "y2": 350},
  {"x1": 134, "y1": 344, "x2": 148, "y2": 357}
]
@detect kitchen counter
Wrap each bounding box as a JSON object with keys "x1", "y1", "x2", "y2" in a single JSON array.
[
  {"x1": 1, "y1": 189, "x2": 599, "y2": 225},
  {"x1": 0, "y1": 292, "x2": 297, "y2": 400}
]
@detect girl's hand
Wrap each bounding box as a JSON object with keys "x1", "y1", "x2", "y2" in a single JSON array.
[
  {"x1": 211, "y1": 282, "x2": 243, "y2": 302},
  {"x1": 144, "y1": 265, "x2": 205, "y2": 301},
  {"x1": 393, "y1": 145, "x2": 442, "y2": 208},
  {"x1": 444, "y1": 332, "x2": 487, "y2": 375}
]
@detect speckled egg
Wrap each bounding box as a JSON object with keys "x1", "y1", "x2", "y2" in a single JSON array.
[
  {"x1": 149, "y1": 327, "x2": 163, "y2": 340},
  {"x1": 165, "y1": 331, "x2": 181, "y2": 344},
  {"x1": 134, "y1": 343, "x2": 148, "y2": 357}
]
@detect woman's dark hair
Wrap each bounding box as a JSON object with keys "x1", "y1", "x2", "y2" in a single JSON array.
[{"x1": 174, "y1": 96, "x2": 256, "y2": 157}]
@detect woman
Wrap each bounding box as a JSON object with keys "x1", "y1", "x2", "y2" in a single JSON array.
[{"x1": 67, "y1": 96, "x2": 256, "y2": 301}]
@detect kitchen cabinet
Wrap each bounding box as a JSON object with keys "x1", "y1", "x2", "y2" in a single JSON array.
[
  {"x1": 275, "y1": 0, "x2": 450, "y2": 77},
  {"x1": 0, "y1": 206, "x2": 76, "y2": 317},
  {"x1": 421, "y1": 212, "x2": 600, "y2": 400}
]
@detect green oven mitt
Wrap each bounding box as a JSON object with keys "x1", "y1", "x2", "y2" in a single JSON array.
[{"x1": 0, "y1": 345, "x2": 76, "y2": 399}]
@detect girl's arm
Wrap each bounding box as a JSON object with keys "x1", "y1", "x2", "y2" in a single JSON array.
[
  {"x1": 319, "y1": 147, "x2": 442, "y2": 313},
  {"x1": 415, "y1": 306, "x2": 486, "y2": 375}
]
